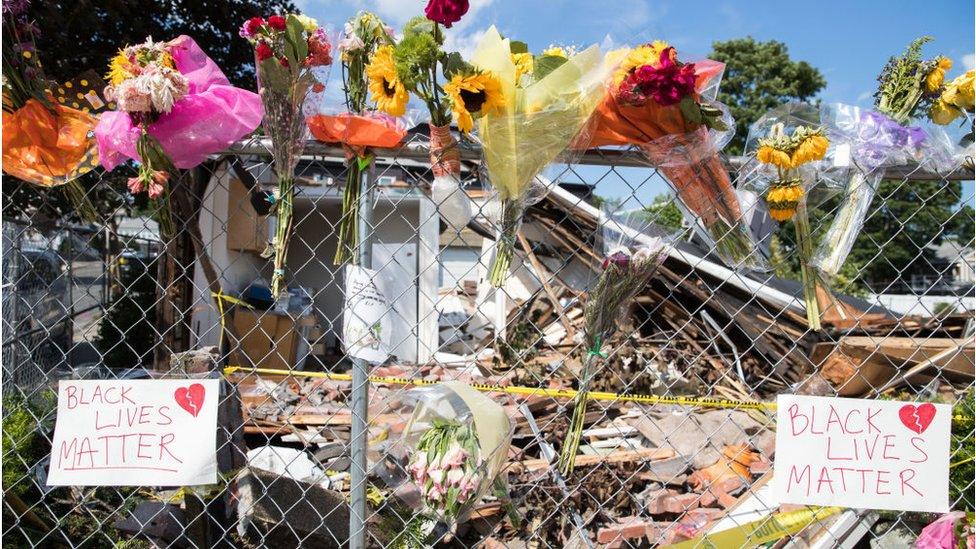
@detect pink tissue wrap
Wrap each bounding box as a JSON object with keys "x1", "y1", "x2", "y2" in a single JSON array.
[{"x1": 95, "y1": 35, "x2": 264, "y2": 170}]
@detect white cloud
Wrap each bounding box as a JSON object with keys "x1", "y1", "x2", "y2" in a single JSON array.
[
  {"x1": 963, "y1": 53, "x2": 975, "y2": 71},
  {"x1": 856, "y1": 90, "x2": 873, "y2": 103}
]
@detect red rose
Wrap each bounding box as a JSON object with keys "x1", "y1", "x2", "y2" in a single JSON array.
[
  {"x1": 267, "y1": 15, "x2": 287, "y2": 31},
  {"x1": 255, "y1": 41, "x2": 273, "y2": 61},
  {"x1": 424, "y1": 0, "x2": 469, "y2": 28},
  {"x1": 240, "y1": 17, "x2": 265, "y2": 38}
]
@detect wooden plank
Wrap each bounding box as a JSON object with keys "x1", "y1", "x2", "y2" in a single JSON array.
[
  {"x1": 507, "y1": 447, "x2": 675, "y2": 474},
  {"x1": 838, "y1": 336, "x2": 975, "y2": 376}
]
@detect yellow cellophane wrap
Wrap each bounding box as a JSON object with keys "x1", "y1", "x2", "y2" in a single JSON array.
[
  {"x1": 2, "y1": 99, "x2": 99, "y2": 187},
  {"x1": 472, "y1": 26, "x2": 610, "y2": 201}
]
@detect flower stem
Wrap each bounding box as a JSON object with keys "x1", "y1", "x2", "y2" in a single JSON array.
[
  {"x1": 794, "y1": 200, "x2": 821, "y2": 331},
  {"x1": 271, "y1": 176, "x2": 293, "y2": 297},
  {"x1": 334, "y1": 157, "x2": 366, "y2": 265}
]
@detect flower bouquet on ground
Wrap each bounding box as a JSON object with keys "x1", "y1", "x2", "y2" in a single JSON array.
[
  {"x1": 812, "y1": 37, "x2": 965, "y2": 279},
  {"x1": 471, "y1": 27, "x2": 610, "y2": 287},
  {"x1": 96, "y1": 35, "x2": 264, "y2": 239},
  {"x1": 388, "y1": 381, "x2": 513, "y2": 543},
  {"x1": 744, "y1": 104, "x2": 832, "y2": 330},
  {"x1": 558, "y1": 211, "x2": 670, "y2": 474},
  {"x1": 306, "y1": 11, "x2": 399, "y2": 265},
  {"x1": 2, "y1": 1, "x2": 99, "y2": 221},
  {"x1": 582, "y1": 42, "x2": 768, "y2": 272},
  {"x1": 240, "y1": 14, "x2": 333, "y2": 296}
]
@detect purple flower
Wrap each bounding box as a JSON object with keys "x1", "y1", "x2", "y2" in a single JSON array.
[
  {"x1": 602, "y1": 251, "x2": 631, "y2": 270},
  {"x1": 424, "y1": 0, "x2": 469, "y2": 28}
]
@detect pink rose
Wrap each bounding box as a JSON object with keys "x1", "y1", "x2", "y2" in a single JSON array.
[{"x1": 442, "y1": 446, "x2": 468, "y2": 469}]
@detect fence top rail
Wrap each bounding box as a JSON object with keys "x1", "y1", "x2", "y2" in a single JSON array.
[{"x1": 224, "y1": 136, "x2": 976, "y2": 181}]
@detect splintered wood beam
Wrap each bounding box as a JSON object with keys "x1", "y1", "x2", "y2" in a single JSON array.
[{"x1": 517, "y1": 231, "x2": 576, "y2": 342}]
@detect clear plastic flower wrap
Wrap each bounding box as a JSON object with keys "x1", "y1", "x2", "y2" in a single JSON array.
[
  {"x1": 471, "y1": 26, "x2": 612, "y2": 287},
  {"x1": 381, "y1": 381, "x2": 513, "y2": 540},
  {"x1": 581, "y1": 42, "x2": 768, "y2": 272},
  {"x1": 558, "y1": 207, "x2": 672, "y2": 473},
  {"x1": 810, "y1": 103, "x2": 965, "y2": 278},
  {"x1": 740, "y1": 103, "x2": 839, "y2": 330}
]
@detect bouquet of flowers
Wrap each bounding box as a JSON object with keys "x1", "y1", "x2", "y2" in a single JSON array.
[
  {"x1": 241, "y1": 13, "x2": 334, "y2": 296},
  {"x1": 96, "y1": 35, "x2": 264, "y2": 238},
  {"x1": 558, "y1": 212, "x2": 670, "y2": 474},
  {"x1": 2, "y1": 0, "x2": 98, "y2": 221},
  {"x1": 470, "y1": 27, "x2": 610, "y2": 287},
  {"x1": 367, "y1": 5, "x2": 504, "y2": 232},
  {"x1": 395, "y1": 382, "x2": 512, "y2": 541},
  {"x1": 305, "y1": 11, "x2": 402, "y2": 265},
  {"x1": 582, "y1": 41, "x2": 767, "y2": 271},
  {"x1": 811, "y1": 37, "x2": 965, "y2": 278},
  {"x1": 746, "y1": 104, "x2": 831, "y2": 330}
]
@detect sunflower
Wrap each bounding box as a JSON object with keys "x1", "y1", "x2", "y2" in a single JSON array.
[
  {"x1": 756, "y1": 144, "x2": 793, "y2": 169},
  {"x1": 106, "y1": 49, "x2": 136, "y2": 86},
  {"x1": 511, "y1": 52, "x2": 534, "y2": 82},
  {"x1": 444, "y1": 72, "x2": 506, "y2": 133},
  {"x1": 790, "y1": 132, "x2": 829, "y2": 167},
  {"x1": 766, "y1": 179, "x2": 804, "y2": 222},
  {"x1": 613, "y1": 40, "x2": 670, "y2": 85},
  {"x1": 366, "y1": 45, "x2": 409, "y2": 116},
  {"x1": 542, "y1": 46, "x2": 567, "y2": 58}
]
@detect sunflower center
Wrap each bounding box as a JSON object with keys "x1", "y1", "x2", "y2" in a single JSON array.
[
  {"x1": 382, "y1": 79, "x2": 397, "y2": 97},
  {"x1": 460, "y1": 89, "x2": 487, "y2": 113}
]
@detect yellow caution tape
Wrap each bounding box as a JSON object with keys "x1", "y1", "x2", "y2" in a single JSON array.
[
  {"x1": 222, "y1": 366, "x2": 973, "y2": 422},
  {"x1": 664, "y1": 506, "x2": 843, "y2": 549},
  {"x1": 211, "y1": 292, "x2": 253, "y2": 350}
]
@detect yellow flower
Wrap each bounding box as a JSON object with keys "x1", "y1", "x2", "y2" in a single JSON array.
[
  {"x1": 929, "y1": 98, "x2": 963, "y2": 125},
  {"x1": 612, "y1": 40, "x2": 670, "y2": 85},
  {"x1": 756, "y1": 145, "x2": 793, "y2": 169},
  {"x1": 925, "y1": 56, "x2": 952, "y2": 93},
  {"x1": 542, "y1": 46, "x2": 567, "y2": 58},
  {"x1": 295, "y1": 14, "x2": 319, "y2": 32},
  {"x1": 766, "y1": 180, "x2": 804, "y2": 222},
  {"x1": 444, "y1": 72, "x2": 506, "y2": 133},
  {"x1": 366, "y1": 45, "x2": 408, "y2": 116},
  {"x1": 943, "y1": 69, "x2": 975, "y2": 111},
  {"x1": 106, "y1": 49, "x2": 135, "y2": 86},
  {"x1": 511, "y1": 52, "x2": 534, "y2": 82},
  {"x1": 791, "y1": 133, "x2": 829, "y2": 166}
]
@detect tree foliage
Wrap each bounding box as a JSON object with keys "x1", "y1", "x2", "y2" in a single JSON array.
[
  {"x1": 28, "y1": 0, "x2": 297, "y2": 90},
  {"x1": 709, "y1": 37, "x2": 826, "y2": 155}
]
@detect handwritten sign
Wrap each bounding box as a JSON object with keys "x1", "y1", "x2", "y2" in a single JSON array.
[
  {"x1": 47, "y1": 379, "x2": 219, "y2": 486},
  {"x1": 773, "y1": 395, "x2": 950, "y2": 513},
  {"x1": 343, "y1": 264, "x2": 391, "y2": 364}
]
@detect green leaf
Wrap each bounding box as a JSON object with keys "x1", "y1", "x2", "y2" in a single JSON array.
[
  {"x1": 679, "y1": 96, "x2": 702, "y2": 126},
  {"x1": 441, "y1": 51, "x2": 471, "y2": 80},
  {"x1": 284, "y1": 14, "x2": 308, "y2": 68},
  {"x1": 509, "y1": 41, "x2": 528, "y2": 54},
  {"x1": 533, "y1": 54, "x2": 569, "y2": 81},
  {"x1": 258, "y1": 57, "x2": 291, "y2": 92}
]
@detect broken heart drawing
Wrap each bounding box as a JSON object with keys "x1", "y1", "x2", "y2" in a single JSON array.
[
  {"x1": 898, "y1": 402, "x2": 936, "y2": 434},
  {"x1": 174, "y1": 383, "x2": 206, "y2": 418}
]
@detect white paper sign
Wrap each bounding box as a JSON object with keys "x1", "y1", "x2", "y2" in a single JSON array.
[
  {"x1": 47, "y1": 379, "x2": 219, "y2": 486},
  {"x1": 773, "y1": 394, "x2": 951, "y2": 513},
  {"x1": 343, "y1": 264, "x2": 391, "y2": 363}
]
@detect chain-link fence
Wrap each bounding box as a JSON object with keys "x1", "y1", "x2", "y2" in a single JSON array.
[{"x1": 2, "y1": 132, "x2": 974, "y2": 548}]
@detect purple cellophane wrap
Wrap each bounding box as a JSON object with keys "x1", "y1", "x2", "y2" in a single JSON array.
[{"x1": 95, "y1": 35, "x2": 264, "y2": 170}]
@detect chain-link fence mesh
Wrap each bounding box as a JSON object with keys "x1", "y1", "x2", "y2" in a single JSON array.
[{"x1": 2, "y1": 132, "x2": 974, "y2": 548}]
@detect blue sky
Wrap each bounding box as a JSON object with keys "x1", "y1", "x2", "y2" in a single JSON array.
[{"x1": 299, "y1": 0, "x2": 975, "y2": 206}]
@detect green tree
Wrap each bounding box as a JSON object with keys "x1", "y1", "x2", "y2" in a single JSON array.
[
  {"x1": 28, "y1": 0, "x2": 297, "y2": 90},
  {"x1": 643, "y1": 193, "x2": 685, "y2": 232},
  {"x1": 709, "y1": 37, "x2": 826, "y2": 155}
]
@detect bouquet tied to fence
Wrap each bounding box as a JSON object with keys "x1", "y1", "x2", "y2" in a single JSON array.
[
  {"x1": 96, "y1": 35, "x2": 264, "y2": 239},
  {"x1": 582, "y1": 41, "x2": 767, "y2": 271},
  {"x1": 241, "y1": 13, "x2": 333, "y2": 295},
  {"x1": 389, "y1": 381, "x2": 513, "y2": 543},
  {"x1": 744, "y1": 104, "x2": 832, "y2": 330},
  {"x1": 558, "y1": 211, "x2": 670, "y2": 474},
  {"x1": 305, "y1": 11, "x2": 409, "y2": 265},
  {"x1": 471, "y1": 27, "x2": 610, "y2": 287},
  {"x1": 811, "y1": 37, "x2": 966, "y2": 279},
  {"x1": 2, "y1": 0, "x2": 99, "y2": 221}
]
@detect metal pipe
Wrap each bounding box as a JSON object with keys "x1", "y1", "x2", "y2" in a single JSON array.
[{"x1": 348, "y1": 161, "x2": 375, "y2": 549}]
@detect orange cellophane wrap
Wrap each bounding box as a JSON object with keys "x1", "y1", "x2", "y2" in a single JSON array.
[
  {"x1": 428, "y1": 123, "x2": 460, "y2": 177},
  {"x1": 307, "y1": 112, "x2": 407, "y2": 151},
  {"x1": 2, "y1": 99, "x2": 99, "y2": 187}
]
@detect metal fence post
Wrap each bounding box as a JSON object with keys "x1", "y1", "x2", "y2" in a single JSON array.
[{"x1": 349, "y1": 161, "x2": 375, "y2": 549}]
